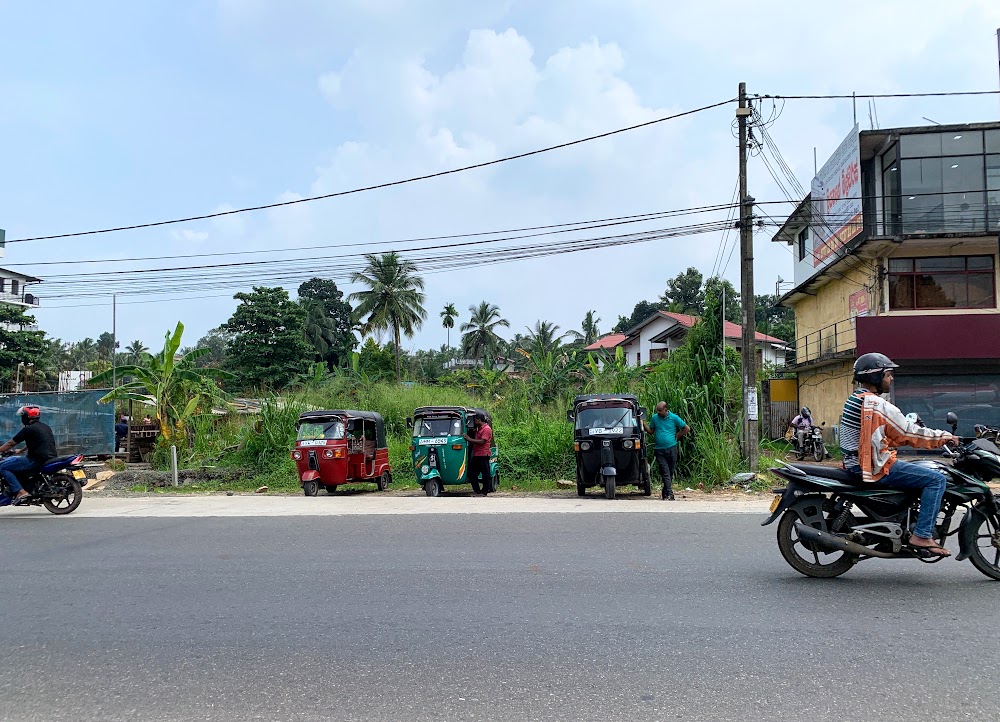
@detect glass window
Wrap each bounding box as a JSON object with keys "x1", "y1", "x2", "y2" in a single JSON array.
[
  {"x1": 297, "y1": 420, "x2": 345, "y2": 441},
  {"x1": 943, "y1": 131, "x2": 983, "y2": 155},
  {"x1": 882, "y1": 144, "x2": 897, "y2": 170},
  {"x1": 11, "y1": 280, "x2": 18, "y2": 296},
  {"x1": 988, "y1": 155, "x2": 1000, "y2": 232},
  {"x1": 893, "y1": 373, "x2": 1000, "y2": 437},
  {"x1": 887, "y1": 255, "x2": 995, "y2": 310},
  {"x1": 900, "y1": 133, "x2": 942, "y2": 158},
  {"x1": 413, "y1": 416, "x2": 462, "y2": 437},
  {"x1": 943, "y1": 155, "x2": 985, "y2": 231},
  {"x1": 576, "y1": 406, "x2": 635, "y2": 435},
  {"x1": 797, "y1": 227, "x2": 808, "y2": 261},
  {"x1": 900, "y1": 158, "x2": 943, "y2": 233},
  {"x1": 987, "y1": 130, "x2": 1000, "y2": 154}
]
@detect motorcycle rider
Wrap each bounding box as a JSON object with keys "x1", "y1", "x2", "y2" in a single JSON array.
[
  {"x1": 0, "y1": 405, "x2": 58, "y2": 505},
  {"x1": 788, "y1": 407, "x2": 814, "y2": 453},
  {"x1": 840, "y1": 353, "x2": 957, "y2": 557}
]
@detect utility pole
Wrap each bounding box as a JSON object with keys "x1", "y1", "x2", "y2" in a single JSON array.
[
  {"x1": 112, "y1": 293, "x2": 117, "y2": 389},
  {"x1": 737, "y1": 81, "x2": 759, "y2": 471}
]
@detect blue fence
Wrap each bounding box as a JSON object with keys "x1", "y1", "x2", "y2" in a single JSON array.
[{"x1": 0, "y1": 390, "x2": 114, "y2": 456}]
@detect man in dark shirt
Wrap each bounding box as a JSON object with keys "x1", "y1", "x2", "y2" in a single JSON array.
[
  {"x1": 115, "y1": 416, "x2": 128, "y2": 452},
  {"x1": 0, "y1": 405, "x2": 58, "y2": 504}
]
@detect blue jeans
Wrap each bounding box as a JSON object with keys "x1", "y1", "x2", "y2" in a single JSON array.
[
  {"x1": 0, "y1": 456, "x2": 40, "y2": 495},
  {"x1": 846, "y1": 460, "x2": 948, "y2": 539}
]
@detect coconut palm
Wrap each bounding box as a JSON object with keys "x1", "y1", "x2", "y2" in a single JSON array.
[
  {"x1": 301, "y1": 298, "x2": 338, "y2": 362},
  {"x1": 524, "y1": 320, "x2": 570, "y2": 357},
  {"x1": 125, "y1": 339, "x2": 149, "y2": 364},
  {"x1": 348, "y1": 252, "x2": 427, "y2": 382},
  {"x1": 568, "y1": 310, "x2": 601, "y2": 347},
  {"x1": 460, "y1": 302, "x2": 509, "y2": 362},
  {"x1": 440, "y1": 302, "x2": 458, "y2": 349}
]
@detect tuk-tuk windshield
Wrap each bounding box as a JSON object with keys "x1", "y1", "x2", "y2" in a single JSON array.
[
  {"x1": 413, "y1": 416, "x2": 464, "y2": 438},
  {"x1": 576, "y1": 406, "x2": 635, "y2": 435},
  {"x1": 297, "y1": 420, "x2": 346, "y2": 441}
]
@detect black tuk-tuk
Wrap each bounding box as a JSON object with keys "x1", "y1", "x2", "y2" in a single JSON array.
[{"x1": 568, "y1": 394, "x2": 650, "y2": 499}]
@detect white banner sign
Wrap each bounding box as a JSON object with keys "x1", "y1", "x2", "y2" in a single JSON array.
[{"x1": 810, "y1": 124, "x2": 862, "y2": 269}]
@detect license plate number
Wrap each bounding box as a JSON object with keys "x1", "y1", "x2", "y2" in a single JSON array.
[
  {"x1": 71, "y1": 469, "x2": 86, "y2": 480},
  {"x1": 769, "y1": 495, "x2": 782, "y2": 513}
]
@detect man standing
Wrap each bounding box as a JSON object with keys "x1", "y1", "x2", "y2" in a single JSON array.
[
  {"x1": 643, "y1": 402, "x2": 690, "y2": 500},
  {"x1": 464, "y1": 412, "x2": 494, "y2": 496},
  {"x1": 115, "y1": 415, "x2": 128, "y2": 453},
  {"x1": 0, "y1": 405, "x2": 58, "y2": 505}
]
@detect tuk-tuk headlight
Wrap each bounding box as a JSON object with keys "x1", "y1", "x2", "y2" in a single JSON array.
[
  {"x1": 323, "y1": 449, "x2": 334, "y2": 458},
  {"x1": 580, "y1": 441, "x2": 591, "y2": 451},
  {"x1": 622, "y1": 440, "x2": 633, "y2": 449},
  {"x1": 292, "y1": 451, "x2": 302, "y2": 460},
  {"x1": 421, "y1": 465, "x2": 430, "y2": 474}
]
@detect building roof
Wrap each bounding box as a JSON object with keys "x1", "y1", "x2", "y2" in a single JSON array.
[
  {"x1": 628, "y1": 310, "x2": 784, "y2": 345},
  {"x1": 0, "y1": 266, "x2": 42, "y2": 283},
  {"x1": 583, "y1": 333, "x2": 627, "y2": 350}
]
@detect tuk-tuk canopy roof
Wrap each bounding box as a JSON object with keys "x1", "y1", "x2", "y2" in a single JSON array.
[
  {"x1": 413, "y1": 406, "x2": 493, "y2": 423},
  {"x1": 297, "y1": 410, "x2": 386, "y2": 446},
  {"x1": 571, "y1": 394, "x2": 640, "y2": 408}
]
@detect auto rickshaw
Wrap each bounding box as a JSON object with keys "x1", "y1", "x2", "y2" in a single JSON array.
[
  {"x1": 407, "y1": 406, "x2": 499, "y2": 497},
  {"x1": 568, "y1": 394, "x2": 650, "y2": 499},
  {"x1": 291, "y1": 410, "x2": 392, "y2": 496}
]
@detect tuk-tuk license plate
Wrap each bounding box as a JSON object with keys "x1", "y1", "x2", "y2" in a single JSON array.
[
  {"x1": 72, "y1": 469, "x2": 86, "y2": 480},
  {"x1": 418, "y1": 438, "x2": 449, "y2": 445},
  {"x1": 769, "y1": 495, "x2": 782, "y2": 513}
]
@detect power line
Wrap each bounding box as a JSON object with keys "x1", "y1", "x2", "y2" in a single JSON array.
[
  {"x1": 5, "y1": 98, "x2": 737, "y2": 245},
  {"x1": 756, "y1": 90, "x2": 1000, "y2": 100}
]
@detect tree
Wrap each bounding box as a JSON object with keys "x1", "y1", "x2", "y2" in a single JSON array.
[
  {"x1": 524, "y1": 320, "x2": 570, "y2": 357},
  {"x1": 297, "y1": 278, "x2": 356, "y2": 369},
  {"x1": 703, "y1": 276, "x2": 740, "y2": 324},
  {"x1": 70, "y1": 338, "x2": 98, "y2": 367},
  {"x1": 222, "y1": 286, "x2": 313, "y2": 390},
  {"x1": 193, "y1": 327, "x2": 232, "y2": 368},
  {"x1": 96, "y1": 331, "x2": 118, "y2": 361},
  {"x1": 125, "y1": 340, "x2": 149, "y2": 364},
  {"x1": 613, "y1": 300, "x2": 663, "y2": 334},
  {"x1": 755, "y1": 295, "x2": 795, "y2": 343},
  {"x1": 440, "y1": 302, "x2": 458, "y2": 350},
  {"x1": 348, "y1": 253, "x2": 426, "y2": 382},
  {"x1": 91, "y1": 322, "x2": 232, "y2": 443},
  {"x1": 659, "y1": 267, "x2": 704, "y2": 314},
  {"x1": 0, "y1": 306, "x2": 50, "y2": 387},
  {"x1": 461, "y1": 301, "x2": 509, "y2": 361},
  {"x1": 568, "y1": 310, "x2": 601, "y2": 347}
]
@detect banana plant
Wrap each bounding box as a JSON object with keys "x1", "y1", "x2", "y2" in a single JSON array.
[{"x1": 90, "y1": 322, "x2": 233, "y2": 443}]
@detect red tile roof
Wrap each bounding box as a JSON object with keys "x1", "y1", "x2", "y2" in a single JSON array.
[
  {"x1": 583, "y1": 333, "x2": 627, "y2": 350},
  {"x1": 655, "y1": 311, "x2": 785, "y2": 344}
]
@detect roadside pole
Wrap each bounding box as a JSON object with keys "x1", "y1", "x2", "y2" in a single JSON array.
[{"x1": 737, "y1": 82, "x2": 759, "y2": 472}]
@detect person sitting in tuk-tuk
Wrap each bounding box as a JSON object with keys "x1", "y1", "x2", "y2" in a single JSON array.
[{"x1": 463, "y1": 412, "x2": 493, "y2": 496}]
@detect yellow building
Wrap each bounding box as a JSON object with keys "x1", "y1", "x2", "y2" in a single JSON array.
[{"x1": 773, "y1": 122, "x2": 1000, "y2": 440}]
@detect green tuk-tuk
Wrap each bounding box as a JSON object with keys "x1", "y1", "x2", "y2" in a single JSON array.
[{"x1": 407, "y1": 406, "x2": 499, "y2": 497}]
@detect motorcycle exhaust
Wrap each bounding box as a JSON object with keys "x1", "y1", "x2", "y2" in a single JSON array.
[{"x1": 793, "y1": 522, "x2": 897, "y2": 559}]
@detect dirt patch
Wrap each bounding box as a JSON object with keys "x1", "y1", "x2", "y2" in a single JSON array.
[{"x1": 102, "y1": 468, "x2": 248, "y2": 492}]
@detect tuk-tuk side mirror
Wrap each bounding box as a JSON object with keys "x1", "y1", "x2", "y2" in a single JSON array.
[
  {"x1": 946, "y1": 412, "x2": 958, "y2": 435},
  {"x1": 406, "y1": 417, "x2": 412, "y2": 429},
  {"x1": 638, "y1": 408, "x2": 646, "y2": 419},
  {"x1": 567, "y1": 409, "x2": 575, "y2": 422}
]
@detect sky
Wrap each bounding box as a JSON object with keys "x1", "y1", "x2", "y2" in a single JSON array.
[{"x1": 1, "y1": 0, "x2": 999, "y2": 353}]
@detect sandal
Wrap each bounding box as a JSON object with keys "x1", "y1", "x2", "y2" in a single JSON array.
[{"x1": 909, "y1": 540, "x2": 951, "y2": 557}]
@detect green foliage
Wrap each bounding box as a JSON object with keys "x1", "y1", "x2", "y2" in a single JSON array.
[
  {"x1": 613, "y1": 300, "x2": 663, "y2": 334},
  {"x1": 297, "y1": 278, "x2": 356, "y2": 369},
  {"x1": 659, "y1": 266, "x2": 704, "y2": 313},
  {"x1": 349, "y1": 253, "x2": 427, "y2": 382},
  {"x1": 523, "y1": 320, "x2": 570, "y2": 357},
  {"x1": 461, "y1": 301, "x2": 509, "y2": 361},
  {"x1": 440, "y1": 302, "x2": 459, "y2": 349},
  {"x1": 0, "y1": 305, "x2": 50, "y2": 384},
  {"x1": 193, "y1": 327, "x2": 231, "y2": 368},
  {"x1": 223, "y1": 286, "x2": 313, "y2": 390}
]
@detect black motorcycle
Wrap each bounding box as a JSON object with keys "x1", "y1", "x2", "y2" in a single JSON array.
[
  {"x1": 763, "y1": 413, "x2": 1000, "y2": 580},
  {"x1": 0, "y1": 454, "x2": 87, "y2": 515}
]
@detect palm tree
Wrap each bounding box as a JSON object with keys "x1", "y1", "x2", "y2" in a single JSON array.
[
  {"x1": 568, "y1": 310, "x2": 601, "y2": 347},
  {"x1": 125, "y1": 339, "x2": 149, "y2": 364},
  {"x1": 461, "y1": 302, "x2": 510, "y2": 362},
  {"x1": 524, "y1": 320, "x2": 570, "y2": 357},
  {"x1": 71, "y1": 338, "x2": 97, "y2": 367},
  {"x1": 440, "y1": 303, "x2": 458, "y2": 350},
  {"x1": 301, "y1": 298, "x2": 338, "y2": 362},
  {"x1": 349, "y1": 252, "x2": 427, "y2": 382}
]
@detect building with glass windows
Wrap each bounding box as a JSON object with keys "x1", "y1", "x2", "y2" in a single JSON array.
[{"x1": 772, "y1": 122, "x2": 1000, "y2": 438}]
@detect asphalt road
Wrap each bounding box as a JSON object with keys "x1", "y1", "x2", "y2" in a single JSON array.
[{"x1": 0, "y1": 512, "x2": 996, "y2": 721}]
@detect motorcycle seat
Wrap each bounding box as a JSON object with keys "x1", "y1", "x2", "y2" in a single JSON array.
[
  {"x1": 789, "y1": 463, "x2": 863, "y2": 484},
  {"x1": 39, "y1": 456, "x2": 79, "y2": 473}
]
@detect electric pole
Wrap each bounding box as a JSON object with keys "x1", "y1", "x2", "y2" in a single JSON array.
[{"x1": 737, "y1": 82, "x2": 759, "y2": 471}]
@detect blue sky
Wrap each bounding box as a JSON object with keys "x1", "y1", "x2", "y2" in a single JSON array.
[{"x1": 2, "y1": 0, "x2": 999, "y2": 351}]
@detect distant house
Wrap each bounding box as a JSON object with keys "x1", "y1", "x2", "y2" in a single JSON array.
[
  {"x1": 588, "y1": 311, "x2": 786, "y2": 367},
  {"x1": 0, "y1": 267, "x2": 41, "y2": 310}
]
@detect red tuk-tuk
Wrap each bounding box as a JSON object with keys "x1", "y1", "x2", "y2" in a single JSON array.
[{"x1": 291, "y1": 410, "x2": 392, "y2": 496}]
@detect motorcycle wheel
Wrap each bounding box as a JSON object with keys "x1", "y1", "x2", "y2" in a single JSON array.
[
  {"x1": 967, "y1": 511, "x2": 1000, "y2": 581},
  {"x1": 795, "y1": 446, "x2": 805, "y2": 461},
  {"x1": 776, "y1": 506, "x2": 857, "y2": 578},
  {"x1": 43, "y1": 475, "x2": 83, "y2": 515},
  {"x1": 603, "y1": 474, "x2": 616, "y2": 500},
  {"x1": 812, "y1": 441, "x2": 824, "y2": 462}
]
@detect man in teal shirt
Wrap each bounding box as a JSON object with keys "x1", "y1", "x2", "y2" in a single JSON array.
[{"x1": 642, "y1": 401, "x2": 691, "y2": 500}]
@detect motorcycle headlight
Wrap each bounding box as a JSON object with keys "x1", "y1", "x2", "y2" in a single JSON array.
[
  {"x1": 622, "y1": 440, "x2": 633, "y2": 449},
  {"x1": 580, "y1": 441, "x2": 591, "y2": 451}
]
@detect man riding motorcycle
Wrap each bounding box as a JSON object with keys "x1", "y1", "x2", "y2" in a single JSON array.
[
  {"x1": 0, "y1": 405, "x2": 58, "y2": 505},
  {"x1": 840, "y1": 353, "x2": 957, "y2": 557},
  {"x1": 788, "y1": 407, "x2": 814, "y2": 453}
]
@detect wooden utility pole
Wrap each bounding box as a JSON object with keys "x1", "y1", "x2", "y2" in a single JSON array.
[{"x1": 737, "y1": 82, "x2": 759, "y2": 471}]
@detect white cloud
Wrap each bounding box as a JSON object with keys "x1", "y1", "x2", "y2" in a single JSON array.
[{"x1": 170, "y1": 229, "x2": 209, "y2": 243}]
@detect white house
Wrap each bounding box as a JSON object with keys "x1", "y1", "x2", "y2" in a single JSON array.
[{"x1": 586, "y1": 311, "x2": 787, "y2": 367}]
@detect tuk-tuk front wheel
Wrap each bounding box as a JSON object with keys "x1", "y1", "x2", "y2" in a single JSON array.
[
  {"x1": 603, "y1": 474, "x2": 616, "y2": 500},
  {"x1": 490, "y1": 472, "x2": 499, "y2": 493},
  {"x1": 377, "y1": 471, "x2": 391, "y2": 492},
  {"x1": 641, "y1": 462, "x2": 652, "y2": 496},
  {"x1": 424, "y1": 480, "x2": 440, "y2": 497},
  {"x1": 302, "y1": 481, "x2": 319, "y2": 497}
]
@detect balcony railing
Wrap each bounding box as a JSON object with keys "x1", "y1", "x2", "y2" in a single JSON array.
[
  {"x1": 0, "y1": 292, "x2": 39, "y2": 307},
  {"x1": 790, "y1": 318, "x2": 856, "y2": 366}
]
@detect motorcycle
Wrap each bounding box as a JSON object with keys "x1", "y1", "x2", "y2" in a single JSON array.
[
  {"x1": 793, "y1": 423, "x2": 828, "y2": 462},
  {"x1": 763, "y1": 413, "x2": 1000, "y2": 580},
  {"x1": 0, "y1": 453, "x2": 87, "y2": 515}
]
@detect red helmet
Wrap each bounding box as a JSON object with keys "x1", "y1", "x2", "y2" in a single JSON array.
[{"x1": 16, "y1": 405, "x2": 41, "y2": 421}]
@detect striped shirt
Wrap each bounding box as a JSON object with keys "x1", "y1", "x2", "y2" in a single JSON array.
[{"x1": 839, "y1": 389, "x2": 866, "y2": 467}]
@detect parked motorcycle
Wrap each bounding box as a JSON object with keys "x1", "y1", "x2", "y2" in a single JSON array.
[
  {"x1": 0, "y1": 454, "x2": 87, "y2": 515},
  {"x1": 793, "y1": 423, "x2": 828, "y2": 462},
  {"x1": 763, "y1": 413, "x2": 1000, "y2": 580}
]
